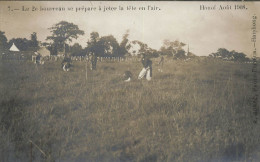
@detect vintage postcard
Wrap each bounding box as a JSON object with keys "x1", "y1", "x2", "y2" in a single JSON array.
[{"x1": 0, "y1": 1, "x2": 259, "y2": 161}]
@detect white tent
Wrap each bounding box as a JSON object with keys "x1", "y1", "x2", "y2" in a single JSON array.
[{"x1": 9, "y1": 43, "x2": 20, "y2": 52}]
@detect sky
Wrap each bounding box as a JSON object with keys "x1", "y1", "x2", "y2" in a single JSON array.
[{"x1": 0, "y1": 1, "x2": 259, "y2": 57}]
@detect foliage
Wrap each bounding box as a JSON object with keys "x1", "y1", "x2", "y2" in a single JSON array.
[
  {"x1": 119, "y1": 30, "x2": 131, "y2": 56},
  {"x1": 0, "y1": 31, "x2": 8, "y2": 50},
  {"x1": 70, "y1": 43, "x2": 86, "y2": 56},
  {"x1": 28, "y1": 32, "x2": 39, "y2": 49},
  {"x1": 8, "y1": 38, "x2": 29, "y2": 51},
  {"x1": 126, "y1": 40, "x2": 159, "y2": 57},
  {"x1": 86, "y1": 32, "x2": 101, "y2": 56},
  {"x1": 99, "y1": 35, "x2": 120, "y2": 56},
  {"x1": 47, "y1": 44, "x2": 58, "y2": 55},
  {"x1": 231, "y1": 51, "x2": 249, "y2": 62},
  {"x1": 132, "y1": 40, "x2": 149, "y2": 54},
  {"x1": 87, "y1": 32, "x2": 121, "y2": 57},
  {"x1": 6, "y1": 32, "x2": 39, "y2": 51},
  {"x1": 46, "y1": 21, "x2": 84, "y2": 53},
  {"x1": 160, "y1": 40, "x2": 186, "y2": 59},
  {"x1": 174, "y1": 49, "x2": 186, "y2": 59},
  {"x1": 209, "y1": 48, "x2": 249, "y2": 62},
  {"x1": 128, "y1": 40, "x2": 147, "y2": 56}
]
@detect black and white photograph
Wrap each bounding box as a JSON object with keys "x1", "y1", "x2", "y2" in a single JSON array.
[{"x1": 0, "y1": 1, "x2": 259, "y2": 161}]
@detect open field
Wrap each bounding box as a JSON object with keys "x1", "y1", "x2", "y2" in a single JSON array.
[{"x1": 0, "y1": 57, "x2": 259, "y2": 162}]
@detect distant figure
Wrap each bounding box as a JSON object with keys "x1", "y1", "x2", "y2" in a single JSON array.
[
  {"x1": 89, "y1": 52, "x2": 97, "y2": 70},
  {"x1": 123, "y1": 71, "x2": 133, "y2": 82},
  {"x1": 34, "y1": 52, "x2": 41, "y2": 64},
  {"x1": 62, "y1": 57, "x2": 72, "y2": 72},
  {"x1": 158, "y1": 56, "x2": 164, "y2": 72},
  {"x1": 138, "y1": 54, "x2": 152, "y2": 81}
]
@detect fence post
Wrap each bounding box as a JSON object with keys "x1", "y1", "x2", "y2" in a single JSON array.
[
  {"x1": 30, "y1": 142, "x2": 32, "y2": 162},
  {"x1": 86, "y1": 61, "x2": 88, "y2": 81}
]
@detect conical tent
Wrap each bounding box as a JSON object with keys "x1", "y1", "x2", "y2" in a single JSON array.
[{"x1": 9, "y1": 43, "x2": 20, "y2": 52}]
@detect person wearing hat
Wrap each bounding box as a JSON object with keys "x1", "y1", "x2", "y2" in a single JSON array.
[{"x1": 138, "y1": 54, "x2": 152, "y2": 81}]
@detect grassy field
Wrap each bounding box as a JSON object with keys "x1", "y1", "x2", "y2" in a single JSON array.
[{"x1": 0, "y1": 56, "x2": 259, "y2": 162}]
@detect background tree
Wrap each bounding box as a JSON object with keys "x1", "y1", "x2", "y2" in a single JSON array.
[
  {"x1": 160, "y1": 40, "x2": 186, "y2": 59},
  {"x1": 0, "y1": 31, "x2": 8, "y2": 50},
  {"x1": 210, "y1": 48, "x2": 249, "y2": 62},
  {"x1": 160, "y1": 46, "x2": 173, "y2": 56},
  {"x1": 119, "y1": 30, "x2": 131, "y2": 56},
  {"x1": 217, "y1": 48, "x2": 231, "y2": 59},
  {"x1": 46, "y1": 21, "x2": 84, "y2": 55},
  {"x1": 90, "y1": 32, "x2": 99, "y2": 43},
  {"x1": 210, "y1": 48, "x2": 231, "y2": 59},
  {"x1": 231, "y1": 51, "x2": 248, "y2": 62},
  {"x1": 87, "y1": 33, "x2": 121, "y2": 57},
  {"x1": 146, "y1": 48, "x2": 159, "y2": 58},
  {"x1": 127, "y1": 41, "x2": 140, "y2": 56},
  {"x1": 98, "y1": 35, "x2": 120, "y2": 56},
  {"x1": 48, "y1": 44, "x2": 58, "y2": 55},
  {"x1": 87, "y1": 32, "x2": 101, "y2": 56},
  {"x1": 29, "y1": 32, "x2": 39, "y2": 49},
  {"x1": 70, "y1": 43, "x2": 85, "y2": 56},
  {"x1": 131, "y1": 40, "x2": 149, "y2": 56},
  {"x1": 127, "y1": 40, "x2": 158, "y2": 57}
]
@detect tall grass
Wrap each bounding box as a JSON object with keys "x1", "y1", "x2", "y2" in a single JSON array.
[{"x1": 0, "y1": 58, "x2": 259, "y2": 162}]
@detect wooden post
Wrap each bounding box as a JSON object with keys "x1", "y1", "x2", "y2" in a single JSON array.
[
  {"x1": 28, "y1": 139, "x2": 47, "y2": 159},
  {"x1": 30, "y1": 142, "x2": 32, "y2": 162},
  {"x1": 85, "y1": 61, "x2": 88, "y2": 81}
]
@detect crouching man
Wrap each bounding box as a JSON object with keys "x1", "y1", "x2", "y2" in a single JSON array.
[
  {"x1": 138, "y1": 54, "x2": 152, "y2": 81},
  {"x1": 123, "y1": 71, "x2": 133, "y2": 82},
  {"x1": 62, "y1": 57, "x2": 72, "y2": 72}
]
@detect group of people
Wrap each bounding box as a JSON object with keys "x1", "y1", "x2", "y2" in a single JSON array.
[
  {"x1": 61, "y1": 52, "x2": 165, "y2": 82},
  {"x1": 61, "y1": 52, "x2": 97, "y2": 72},
  {"x1": 123, "y1": 54, "x2": 153, "y2": 82}
]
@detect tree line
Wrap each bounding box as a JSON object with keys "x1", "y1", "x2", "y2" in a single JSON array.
[
  {"x1": 0, "y1": 21, "x2": 190, "y2": 59},
  {"x1": 0, "y1": 21, "x2": 250, "y2": 61},
  {"x1": 209, "y1": 48, "x2": 250, "y2": 62},
  {"x1": 0, "y1": 31, "x2": 38, "y2": 51}
]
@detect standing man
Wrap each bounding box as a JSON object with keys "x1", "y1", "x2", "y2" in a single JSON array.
[
  {"x1": 34, "y1": 52, "x2": 41, "y2": 64},
  {"x1": 138, "y1": 54, "x2": 152, "y2": 81},
  {"x1": 89, "y1": 52, "x2": 97, "y2": 70},
  {"x1": 158, "y1": 55, "x2": 164, "y2": 72}
]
